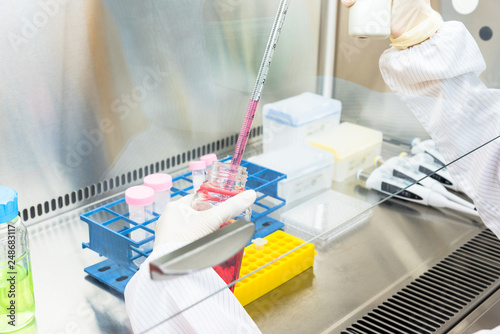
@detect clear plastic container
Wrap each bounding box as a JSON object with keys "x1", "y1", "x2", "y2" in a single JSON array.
[
  {"x1": 191, "y1": 162, "x2": 251, "y2": 292},
  {"x1": 248, "y1": 145, "x2": 334, "y2": 205},
  {"x1": 144, "y1": 173, "x2": 172, "y2": 215},
  {"x1": 0, "y1": 186, "x2": 35, "y2": 332},
  {"x1": 263, "y1": 92, "x2": 341, "y2": 153},
  {"x1": 281, "y1": 189, "x2": 372, "y2": 248}
]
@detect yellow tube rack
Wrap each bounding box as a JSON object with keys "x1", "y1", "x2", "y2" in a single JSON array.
[{"x1": 234, "y1": 230, "x2": 316, "y2": 306}]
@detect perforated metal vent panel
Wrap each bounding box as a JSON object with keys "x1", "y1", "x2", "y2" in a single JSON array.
[
  {"x1": 20, "y1": 127, "x2": 263, "y2": 224},
  {"x1": 342, "y1": 229, "x2": 500, "y2": 334}
]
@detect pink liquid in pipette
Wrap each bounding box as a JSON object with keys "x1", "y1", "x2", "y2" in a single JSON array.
[
  {"x1": 231, "y1": 99, "x2": 259, "y2": 167},
  {"x1": 229, "y1": 0, "x2": 290, "y2": 168}
]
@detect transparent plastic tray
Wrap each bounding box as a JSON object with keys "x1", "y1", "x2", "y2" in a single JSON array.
[{"x1": 281, "y1": 189, "x2": 372, "y2": 244}]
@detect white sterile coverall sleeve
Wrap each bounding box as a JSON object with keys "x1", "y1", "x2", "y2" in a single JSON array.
[
  {"x1": 379, "y1": 21, "x2": 500, "y2": 239},
  {"x1": 475, "y1": 326, "x2": 500, "y2": 334},
  {"x1": 125, "y1": 244, "x2": 260, "y2": 334},
  {"x1": 124, "y1": 191, "x2": 261, "y2": 334}
]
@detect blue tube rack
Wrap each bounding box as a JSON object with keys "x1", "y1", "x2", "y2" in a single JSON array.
[{"x1": 81, "y1": 158, "x2": 286, "y2": 293}]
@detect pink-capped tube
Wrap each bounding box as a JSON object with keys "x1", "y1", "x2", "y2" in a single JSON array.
[
  {"x1": 125, "y1": 186, "x2": 155, "y2": 253},
  {"x1": 144, "y1": 173, "x2": 173, "y2": 215},
  {"x1": 200, "y1": 154, "x2": 218, "y2": 169},
  {"x1": 189, "y1": 161, "x2": 206, "y2": 193}
]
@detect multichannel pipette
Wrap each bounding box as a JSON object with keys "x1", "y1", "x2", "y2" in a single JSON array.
[
  {"x1": 356, "y1": 168, "x2": 479, "y2": 216},
  {"x1": 374, "y1": 156, "x2": 475, "y2": 210},
  {"x1": 400, "y1": 152, "x2": 461, "y2": 192},
  {"x1": 411, "y1": 138, "x2": 446, "y2": 166},
  {"x1": 230, "y1": 0, "x2": 290, "y2": 168}
]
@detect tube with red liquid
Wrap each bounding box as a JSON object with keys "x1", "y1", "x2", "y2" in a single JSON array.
[{"x1": 190, "y1": 162, "x2": 251, "y2": 291}]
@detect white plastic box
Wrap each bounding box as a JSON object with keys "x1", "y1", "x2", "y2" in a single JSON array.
[
  {"x1": 307, "y1": 122, "x2": 383, "y2": 182},
  {"x1": 248, "y1": 145, "x2": 334, "y2": 205},
  {"x1": 263, "y1": 92, "x2": 341, "y2": 153}
]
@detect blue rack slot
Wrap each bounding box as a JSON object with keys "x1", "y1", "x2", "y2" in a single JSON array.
[
  {"x1": 250, "y1": 217, "x2": 285, "y2": 245},
  {"x1": 84, "y1": 259, "x2": 134, "y2": 294}
]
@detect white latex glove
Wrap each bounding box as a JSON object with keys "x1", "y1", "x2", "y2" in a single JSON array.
[
  {"x1": 475, "y1": 326, "x2": 500, "y2": 334},
  {"x1": 341, "y1": 0, "x2": 442, "y2": 47},
  {"x1": 154, "y1": 190, "x2": 257, "y2": 246}
]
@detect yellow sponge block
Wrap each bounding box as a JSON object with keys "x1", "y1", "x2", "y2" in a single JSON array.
[{"x1": 234, "y1": 230, "x2": 316, "y2": 306}]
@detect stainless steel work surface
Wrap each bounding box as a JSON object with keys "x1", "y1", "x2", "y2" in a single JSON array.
[
  {"x1": 246, "y1": 194, "x2": 483, "y2": 333},
  {"x1": 451, "y1": 288, "x2": 500, "y2": 334},
  {"x1": 25, "y1": 185, "x2": 484, "y2": 333},
  {"x1": 28, "y1": 205, "x2": 133, "y2": 333}
]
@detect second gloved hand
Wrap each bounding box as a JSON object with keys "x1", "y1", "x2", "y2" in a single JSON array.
[
  {"x1": 154, "y1": 190, "x2": 257, "y2": 247},
  {"x1": 474, "y1": 326, "x2": 500, "y2": 334},
  {"x1": 341, "y1": 0, "x2": 443, "y2": 48}
]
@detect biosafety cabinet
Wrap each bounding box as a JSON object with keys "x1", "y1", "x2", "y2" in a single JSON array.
[{"x1": 1, "y1": 1, "x2": 500, "y2": 333}]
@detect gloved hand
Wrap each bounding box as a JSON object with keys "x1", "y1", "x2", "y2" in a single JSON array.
[
  {"x1": 475, "y1": 326, "x2": 500, "y2": 334},
  {"x1": 341, "y1": 0, "x2": 443, "y2": 49},
  {"x1": 154, "y1": 190, "x2": 256, "y2": 246}
]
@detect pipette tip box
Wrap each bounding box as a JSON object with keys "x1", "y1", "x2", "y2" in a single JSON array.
[
  {"x1": 307, "y1": 122, "x2": 382, "y2": 182},
  {"x1": 234, "y1": 230, "x2": 316, "y2": 306},
  {"x1": 263, "y1": 92, "x2": 341, "y2": 153}
]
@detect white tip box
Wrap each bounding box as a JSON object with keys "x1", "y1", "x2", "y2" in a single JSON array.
[
  {"x1": 307, "y1": 122, "x2": 383, "y2": 182},
  {"x1": 263, "y1": 92, "x2": 341, "y2": 153},
  {"x1": 248, "y1": 145, "x2": 334, "y2": 205}
]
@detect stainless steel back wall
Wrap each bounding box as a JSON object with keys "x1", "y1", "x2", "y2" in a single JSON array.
[{"x1": 1, "y1": 0, "x2": 321, "y2": 224}]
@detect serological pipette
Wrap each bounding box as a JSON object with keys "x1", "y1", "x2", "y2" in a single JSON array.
[
  {"x1": 374, "y1": 156, "x2": 475, "y2": 210},
  {"x1": 230, "y1": 0, "x2": 291, "y2": 168}
]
